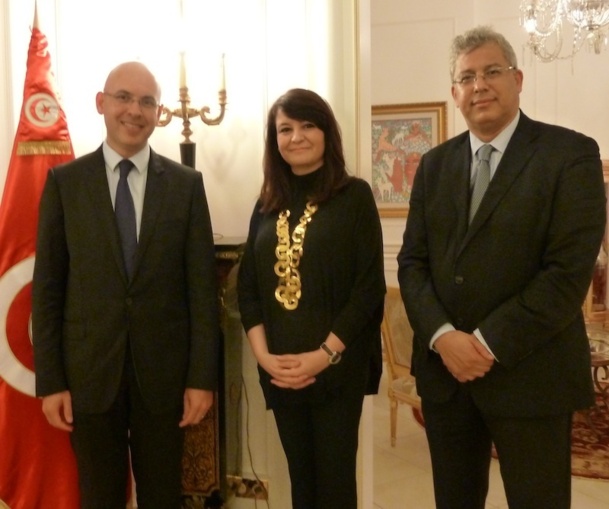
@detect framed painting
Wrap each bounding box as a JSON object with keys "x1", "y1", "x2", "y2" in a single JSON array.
[{"x1": 371, "y1": 101, "x2": 447, "y2": 217}]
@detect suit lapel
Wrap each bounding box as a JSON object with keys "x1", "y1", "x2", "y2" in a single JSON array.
[
  {"x1": 447, "y1": 138, "x2": 472, "y2": 251},
  {"x1": 134, "y1": 150, "x2": 166, "y2": 277},
  {"x1": 84, "y1": 146, "x2": 129, "y2": 281}
]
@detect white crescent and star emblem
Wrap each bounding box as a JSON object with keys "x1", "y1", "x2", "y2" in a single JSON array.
[
  {"x1": 24, "y1": 92, "x2": 60, "y2": 128},
  {"x1": 0, "y1": 256, "x2": 36, "y2": 396}
]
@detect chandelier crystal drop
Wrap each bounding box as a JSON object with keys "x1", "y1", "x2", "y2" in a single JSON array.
[{"x1": 520, "y1": 0, "x2": 609, "y2": 62}]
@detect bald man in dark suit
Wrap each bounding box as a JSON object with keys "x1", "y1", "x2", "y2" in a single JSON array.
[{"x1": 32, "y1": 62, "x2": 219, "y2": 509}]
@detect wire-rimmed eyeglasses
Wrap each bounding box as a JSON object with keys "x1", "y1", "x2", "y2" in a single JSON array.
[
  {"x1": 103, "y1": 91, "x2": 159, "y2": 110},
  {"x1": 452, "y1": 66, "x2": 516, "y2": 87}
]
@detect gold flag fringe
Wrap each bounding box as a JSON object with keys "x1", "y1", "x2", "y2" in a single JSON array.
[{"x1": 17, "y1": 140, "x2": 72, "y2": 155}]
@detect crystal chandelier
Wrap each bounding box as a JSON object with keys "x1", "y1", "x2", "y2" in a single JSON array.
[{"x1": 520, "y1": 0, "x2": 609, "y2": 62}]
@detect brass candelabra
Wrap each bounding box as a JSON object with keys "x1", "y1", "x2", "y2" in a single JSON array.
[{"x1": 158, "y1": 52, "x2": 227, "y2": 168}]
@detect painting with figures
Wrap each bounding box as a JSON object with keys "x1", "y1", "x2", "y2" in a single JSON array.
[{"x1": 371, "y1": 102, "x2": 446, "y2": 217}]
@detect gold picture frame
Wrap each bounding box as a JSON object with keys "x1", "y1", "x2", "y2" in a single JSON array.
[{"x1": 371, "y1": 102, "x2": 447, "y2": 217}]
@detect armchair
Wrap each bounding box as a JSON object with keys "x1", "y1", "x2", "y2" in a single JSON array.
[{"x1": 381, "y1": 286, "x2": 422, "y2": 446}]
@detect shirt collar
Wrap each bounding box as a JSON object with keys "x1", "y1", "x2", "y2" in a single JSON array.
[
  {"x1": 103, "y1": 141, "x2": 151, "y2": 174},
  {"x1": 469, "y1": 110, "x2": 520, "y2": 158}
]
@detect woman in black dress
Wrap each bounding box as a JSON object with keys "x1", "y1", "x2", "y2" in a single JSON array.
[{"x1": 238, "y1": 88, "x2": 385, "y2": 509}]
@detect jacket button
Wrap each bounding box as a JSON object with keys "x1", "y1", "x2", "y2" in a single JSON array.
[
  {"x1": 454, "y1": 276, "x2": 464, "y2": 285},
  {"x1": 126, "y1": 298, "x2": 133, "y2": 306}
]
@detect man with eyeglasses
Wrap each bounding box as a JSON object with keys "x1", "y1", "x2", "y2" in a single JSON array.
[
  {"x1": 398, "y1": 26, "x2": 606, "y2": 508},
  {"x1": 32, "y1": 61, "x2": 220, "y2": 509}
]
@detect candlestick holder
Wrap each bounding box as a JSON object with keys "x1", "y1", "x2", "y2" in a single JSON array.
[{"x1": 157, "y1": 53, "x2": 227, "y2": 169}]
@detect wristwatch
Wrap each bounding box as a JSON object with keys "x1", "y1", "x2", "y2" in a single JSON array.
[{"x1": 320, "y1": 342, "x2": 342, "y2": 365}]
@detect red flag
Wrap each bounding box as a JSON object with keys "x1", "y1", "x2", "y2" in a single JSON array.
[{"x1": 0, "y1": 15, "x2": 80, "y2": 509}]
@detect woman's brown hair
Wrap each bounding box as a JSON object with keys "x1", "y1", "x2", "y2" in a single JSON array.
[{"x1": 259, "y1": 88, "x2": 351, "y2": 213}]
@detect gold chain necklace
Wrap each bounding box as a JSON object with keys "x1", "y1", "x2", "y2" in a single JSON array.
[{"x1": 274, "y1": 201, "x2": 318, "y2": 310}]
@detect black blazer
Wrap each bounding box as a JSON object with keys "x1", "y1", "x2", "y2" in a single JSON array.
[
  {"x1": 33, "y1": 146, "x2": 220, "y2": 414},
  {"x1": 397, "y1": 112, "x2": 606, "y2": 417}
]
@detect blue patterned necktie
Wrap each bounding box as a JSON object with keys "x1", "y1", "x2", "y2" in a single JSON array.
[
  {"x1": 469, "y1": 144, "x2": 493, "y2": 223},
  {"x1": 115, "y1": 159, "x2": 137, "y2": 279}
]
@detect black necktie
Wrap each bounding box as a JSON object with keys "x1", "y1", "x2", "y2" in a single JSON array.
[
  {"x1": 115, "y1": 159, "x2": 137, "y2": 279},
  {"x1": 469, "y1": 144, "x2": 493, "y2": 223}
]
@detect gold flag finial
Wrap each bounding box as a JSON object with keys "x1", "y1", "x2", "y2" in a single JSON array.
[{"x1": 33, "y1": 0, "x2": 39, "y2": 29}]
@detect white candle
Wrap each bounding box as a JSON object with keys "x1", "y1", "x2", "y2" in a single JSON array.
[
  {"x1": 179, "y1": 51, "x2": 187, "y2": 88},
  {"x1": 220, "y1": 53, "x2": 226, "y2": 91}
]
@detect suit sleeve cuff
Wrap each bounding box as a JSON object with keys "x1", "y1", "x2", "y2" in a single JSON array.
[
  {"x1": 429, "y1": 323, "x2": 456, "y2": 351},
  {"x1": 473, "y1": 328, "x2": 498, "y2": 360}
]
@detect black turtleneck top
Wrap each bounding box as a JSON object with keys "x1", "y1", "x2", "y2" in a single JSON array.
[{"x1": 238, "y1": 169, "x2": 386, "y2": 407}]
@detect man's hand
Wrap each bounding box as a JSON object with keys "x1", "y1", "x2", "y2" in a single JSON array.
[
  {"x1": 434, "y1": 330, "x2": 494, "y2": 382},
  {"x1": 42, "y1": 391, "x2": 74, "y2": 432},
  {"x1": 180, "y1": 388, "x2": 214, "y2": 428}
]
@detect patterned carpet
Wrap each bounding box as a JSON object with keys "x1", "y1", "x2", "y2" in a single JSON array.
[{"x1": 572, "y1": 396, "x2": 609, "y2": 480}]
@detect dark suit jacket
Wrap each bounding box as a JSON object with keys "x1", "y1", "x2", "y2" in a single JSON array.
[
  {"x1": 397, "y1": 112, "x2": 606, "y2": 417},
  {"x1": 32, "y1": 146, "x2": 219, "y2": 414}
]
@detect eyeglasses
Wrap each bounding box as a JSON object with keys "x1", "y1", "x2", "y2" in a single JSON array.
[
  {"x1": 452, "y1": 66, "x2": 516, "y2": 86},
  {"x1": 103, "y1": 92, "x2": 159, "y2": 110}
]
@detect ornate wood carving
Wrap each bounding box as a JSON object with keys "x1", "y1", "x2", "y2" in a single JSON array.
[{"x1": 180, "y1": 237, "x2": 245, "y2": 508}]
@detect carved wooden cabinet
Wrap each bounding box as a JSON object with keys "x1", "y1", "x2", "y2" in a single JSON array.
[{"x1": 181, "y1": 237, "x2": 245, "y2": 508}]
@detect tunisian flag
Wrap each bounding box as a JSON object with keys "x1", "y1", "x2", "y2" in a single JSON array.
[{"x1": 0, "y1": 16, "x2": 80, "y2": 509}]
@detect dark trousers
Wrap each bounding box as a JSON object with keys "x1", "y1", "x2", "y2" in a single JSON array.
[
  {"x1": 422, "y1": 384, "x2": 572, "y2": 509},
  {"x1": 70, "y1": 354, "x2": 184, "y2": 509},
  {"x1": 272, "y1": 390, "x2": 365, "y2": 509}
]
